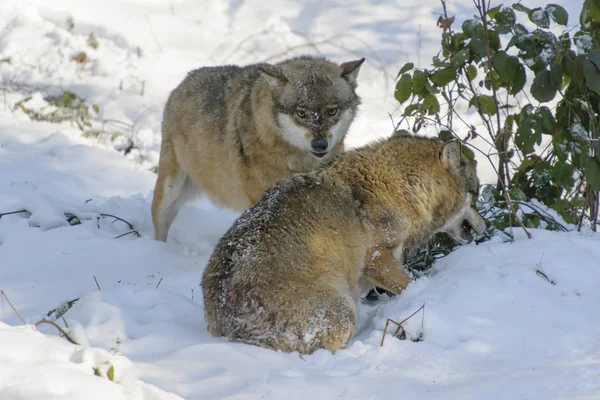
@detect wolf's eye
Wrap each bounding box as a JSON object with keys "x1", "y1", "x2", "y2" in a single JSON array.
[
  {"x1": 326, "y1": 108, "x2": 338, "y2": 116},
  {"x1": 296, "y1": 109, "x2": 307, "y2": 118}
]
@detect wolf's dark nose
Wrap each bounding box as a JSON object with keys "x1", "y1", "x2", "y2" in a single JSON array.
[{"x1": 311, "y1": 138, "x2": 329, "y2": 153}]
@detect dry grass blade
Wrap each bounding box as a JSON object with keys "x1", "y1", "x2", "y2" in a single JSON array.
[
  {"x1": 1, "y1": 289, "x2": 27, "y2": 325},
  {"x1": 380, "y1": 304, "x2": 425, "y2": 346},
  {"x1": 35, "y1": 318, "x2": 79, "y2": 345},
  {"x1": 536, "y1": 269, "x2": 556, "y2": 285}
]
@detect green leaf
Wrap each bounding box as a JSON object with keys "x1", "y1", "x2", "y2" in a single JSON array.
[
  {"x1": 584, "y1": 156, "x2": 600, "y2": 191},
  {"x1": 582, "y1": 58, "x2": 600, "y2": 95},
  {"x1": 529, "y1": 8, "x2": 550, "y2": 28},
  {"x1": 494, "y1": 7, "x2": 517, "y2": 27},
  {"x1": 466, "y1": 65, "x2": 477, "y2": 81},
  {"x1": 492, "y1": 51, "x2": 510, "y2": 78},
  {"x1": 556, "y1": 198, "x2": 579, "y2": 224},
  {"x1": 546, "y1": 4, "x2": 568, "y2": 25},
  {"x1": 412, "y1": 70, "x2": 429, "y2": 97},
  {"x1": 107, "y1": 365, "x2": 115, "y2": 381},
  {"x1": 549, "y1": 62, "x2": 563, "y2": 89},
  {"x1": 461, "y1": 146, "x2": 476, "y2": 164},
  {"x1": 590, "y1": 0, "x2": 600, "y2": 23},
  {"x1": 536, "y1": 106, "x2": 556, "y2": 134},
  {"x1": 395, "y1": 73, "x2": 412, "y2": 104},
  {"x1": 469, "y1": 36, "x2": 487, "y2": 58},
  {"x1": 515, "y1": 125, "x2": 535, "y2": 155},
  {"x1": 552, "y1": 161, "x2": 573, "y2": 187},
  {"x1": 512, "y1": 3, "x2": 531, "y2": 14},
  {"x1": 397, "y1": 62, "x2": 414, "y2": 78},
  {"x1": 487, "y1": 30, "x2": 501, "y2": 51},
  {"x1": 506, "y1": 35, "x2": 519, "y2": 50},
  {"x1": 462, "y1": 19, "x2": 480, "y2": 37},
  {"x1": 488, "y1": 5, "x2": 502, "y2": 18},
  {"x1": 452, "y1": 33, "x2": 469, "y2": 50},
  {"x1": 511, "y1": 63, "x2": 526, "y2": 94},
  {"x1": 430, "y1": 67, "x2": 457, "y2": 86},
  {"x1": 531, "y1": 70, "x2": 557, "y2": 102},
  {"x1": 559, "y1": 32, "x2": 571, "y2": 51},
  {"x1": 522, "y1": 213, "x2": 542, "y2": 228},
  {"x1": 495, "y1": 23, "x2": 512, "y2": 35},
  {"x1": 509, "y1": 186, "x2": 527, "y2": 201},
  {"x1": 572, "y1": 196, "x2": 585, "y2": 208},
  {"x1": 515, "y1": 107, "x2": 542, "y2": 156},
  {"x1": 470, "y1": 95, "x2": 496, "y2": 115},
  {"x1": 453, "y1": 48, "x2": 470, "y2": 66},
  {"x1": 438, "y1": 130, "x2": 453, "y2": 142},
  {"x1": 589, "y1": 48, "x2": 600, "y2": 70},
  {"x1": 392, "y1": 129, "x2": 412, "y2": 138},
  {"x1": 513, "y1": 23, "x2": 528, "y2": 36},
  {"x1": 432, "y1": 57, "x2": 450, "y2": 68},
  {"x1": 561, "y1": 54, "x2": 574, "y2": 78},
  {"x1": 404, "y1": 103, "x2": 421, "y2": 117},
  {"x1": 423, "y1": 94, "x2": 440, "y2": 114}
]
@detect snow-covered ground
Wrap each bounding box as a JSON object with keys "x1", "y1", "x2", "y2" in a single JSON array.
[{"x1": 1, "y1": 0, "x2": 599, "y2": 399}]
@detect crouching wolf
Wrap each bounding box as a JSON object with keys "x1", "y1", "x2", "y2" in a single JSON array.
[
  {"x1": 201, "y1": 135, "x2": 486, "y2": 354},
  {"x1": 151, "y1": 55, "x2": 365, "y2": 241}
]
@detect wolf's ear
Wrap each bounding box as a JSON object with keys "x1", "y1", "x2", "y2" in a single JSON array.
[
  {"x1": 257, "y1": 65, "x2": 288, "y2": 88},
  {"x1": 340, "y1": 58, "x2": 365, "y2": 87},
  {"x1": 441, "y1": 141, "x2": 463, "y2": 174}
]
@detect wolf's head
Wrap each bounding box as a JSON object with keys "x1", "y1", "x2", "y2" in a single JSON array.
[
  {"x1": 258, "y1": 56, "x2": 364, "y2": 159},
  {"x1": 437, "y1": 141, "x2": 487, "y2": 244}
]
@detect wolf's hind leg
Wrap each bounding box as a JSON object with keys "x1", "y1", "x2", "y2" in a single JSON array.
[{"x1": 151, "y1": 140, "x2": 200, "y2": 241}]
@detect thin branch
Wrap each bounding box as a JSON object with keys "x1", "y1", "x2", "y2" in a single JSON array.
[
  {"x1": 1, "y1": 290, "x2": 27, "y2": 325},
  {"x1": 0, "y1": 209, "x2": 28, "y2": 219},
  {"x1": 99, "y1": 213, "x2": 134, "y2": 230},
  {"x1": 35, "y1": 318, "x2": 79, "y2": 345},
  {"x1": 113, "y1": 230, "x2": 141, "y2": 239},
  {"x1": 536, "y1": 269, "x2": 556, "y2": 285},
  {"x1": 381, "y1": 304, "x2": 425, "y2": 346}
]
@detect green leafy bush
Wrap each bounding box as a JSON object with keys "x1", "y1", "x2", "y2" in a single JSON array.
[
  {"x1": 395, "y1": 0, "x2": 598, "y2": 234},
  {"x1": 395, "y1": 0, "x2": 599, "y2": 271}
]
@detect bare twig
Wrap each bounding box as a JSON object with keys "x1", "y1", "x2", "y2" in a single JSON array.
[
  {"x1": 474, "y1": 0, "x2": 507, "y2": 189},
  {"x1": 93, "y1": 276, "x2": 101, "y2": 291},
  {"x1": 35, "y1": 318, "x2": 79, "y2": 345},
  {"x1": 0, "y1": 209, "x2": 28, "y2": 219},
  {"x1": 99, "y1": 213, "x2": 134, "y2": 230},
  {"x1": 1, "y1": 290, "x2": 27, "y2": 325},
  {"x1": 380, "y1": 304, "x2": 425, "y2": 346},
  {"x1": 113, "y1": 230, "x2": 141, "y2": 239},
  {"x1": 536, "y1": 270, "x2": 556, "y2": 285},
  {"x1": 155, "y1": 278, "x2": 163, "y2": 289}
]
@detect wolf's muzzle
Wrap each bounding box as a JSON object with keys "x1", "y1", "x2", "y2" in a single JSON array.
[{"x1": 310, "y1": 137, "x2": 329, "y2": 158}]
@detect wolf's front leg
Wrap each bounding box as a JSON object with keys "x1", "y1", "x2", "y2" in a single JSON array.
[{"x1": 362, "y1": 245, "x2": 412, "y2": 295}]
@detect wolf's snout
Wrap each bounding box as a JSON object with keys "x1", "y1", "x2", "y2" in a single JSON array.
[
  {"x1": 310, "y1": 138, "x2": 329, "y2": 153},
  {"x1": 460, "y1": 219, "x2": 474, "y2": 244}
]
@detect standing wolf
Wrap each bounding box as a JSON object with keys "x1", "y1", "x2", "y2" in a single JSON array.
[
  {"x1": 202, "y1": 135, "x2": 486, "y2": 354},
  {"x1": 151, "y1": 55, "x2": 365, "y2": 241}
]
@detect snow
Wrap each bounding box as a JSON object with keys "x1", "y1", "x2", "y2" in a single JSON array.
[
  {"x1": 576, "y1": 34, "x2": 593, "y2": 54},
  {"x1": 530, "y1": 9, "x2": 547, "y2": 26},
  {"x1": 1, "y1": 0, "x2": 598, "y2": 399}
]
